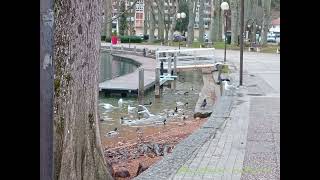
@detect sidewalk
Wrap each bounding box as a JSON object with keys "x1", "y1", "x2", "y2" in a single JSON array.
[{"x1": 135, "y1": 71, "x2": 280, "y2": 179}]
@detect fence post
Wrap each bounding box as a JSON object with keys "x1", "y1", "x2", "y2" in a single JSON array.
[
  {"x1": 138, "y1": 68, "x2": 144, "y2": 105},
  {"x1": 155, "y1": 68, "x2": 160, "y2": 98},
  {"x1": 167, "y1": 52, "x2": 171, "y2": 75}
]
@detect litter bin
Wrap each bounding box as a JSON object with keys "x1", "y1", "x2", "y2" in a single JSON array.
[
  {"x1": 111, "y1": 36, "x2": 118, "y2": 45},
  {"x1": 226, "y1": 31, "x2": 231, "y2": 44}
]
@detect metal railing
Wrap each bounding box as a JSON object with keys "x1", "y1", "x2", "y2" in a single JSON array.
[{"x1": 155, "y1": 48, "x2": 216, "y2": 69}]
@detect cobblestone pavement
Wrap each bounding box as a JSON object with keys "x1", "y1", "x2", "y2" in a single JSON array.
[
  {"x1": 171, "y1": 87, "x2": 250, "y2": 180},
  {"x1": 240, "y1": 97, "x2": 280, "y2": 180}
]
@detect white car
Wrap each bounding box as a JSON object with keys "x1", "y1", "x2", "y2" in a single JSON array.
[{"x1": 267, "y1": 34, "x2": 276, "y2": 43}]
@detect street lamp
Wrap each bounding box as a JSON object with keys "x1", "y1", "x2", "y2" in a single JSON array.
[
  {"x1": 221, "y1": 1, "x2": 229, "y2": 63},
  {"x1": 176, "y1": 12, "x2": 186, "y2": 51}
]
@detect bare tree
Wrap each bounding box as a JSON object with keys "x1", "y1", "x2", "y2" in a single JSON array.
[
  {"x1": 187, "y1": 0, "x2": 196, "y2": 46},
  {"x1": 155, "y1": 0, "x2": 165, "y2": 42},
  {"x1": 261, "y1": 0, "x2": 271, "y2": 45},
  {"x1": 210, "y1": 0, "x2": 222, "y2": 42},
  {"x1": 169, "y1": 0, "x2": 179, "y2": 41},
  {"x1": 53, "y1": 0, "x2": 113, "y2": 179},
  {"x1": 143, "y1": 0, "x2": 149, "y2": 35},
  {"x1": 198, "y1": 0, "x2": 205, "y2": 43},
  {"x1": 149, "y1": 2, "x2": 156, "y2": 42},
  {"x1": 105, "y1": 0, "x2": 113, "y2": 40},
  {"x1": 230, "y1": 0, "x2": 239, "y2": 45}
]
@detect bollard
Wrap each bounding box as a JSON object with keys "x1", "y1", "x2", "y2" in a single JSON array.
[
  {"x1": 134, "y1": 46, "x2": 137, "y2": 53},
  {"x1": 155, "y1": 68, "x2": 160, "y2": 98},
  {"x1": 121, "y1": 45, "x2": 124, "y2": 50},
  {"x1": 138, "y1": 68, "x2": 144, "y2": 105},
  {"x1": 160, "y1": 60, "x2": 164, "y2": 75}
]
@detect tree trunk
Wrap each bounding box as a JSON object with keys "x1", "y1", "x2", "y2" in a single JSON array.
[
  {"x1": 149, "y1": 4, "x2": 156, "y2": 42},
  {"x1": 261, "y1": 0, "x2": 271, "y2": 45},
  {"x1": 143, "y1": 0, "x2": 149, "y2": 35},
  {"x1": 53, "y1": 0, "x2": 113, "y2": 179},
  {"x1": 211, "y1": 0, "x2": 222, "y2": 42},
  {"x1": 105, "y1": 0, "x2": 113, "y2": 40},
  {"x1": 156, "y1": 0, "x2": 165, "y2": 42},
  {"x1": 169, "y1": 0, "x2": 179, "y2": 41},
  {"x1": 230, "y1": 0, "x2": 239, "y2": 45},
  {"x1": 187, "y1": 0, "x2": 196, "y2": 46},
  {"x1": 198, "y1": 0, "x2": 205, "y2": 43}
]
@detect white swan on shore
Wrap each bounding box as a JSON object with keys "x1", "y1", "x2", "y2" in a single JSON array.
[
  {"x1": 128, "y1": 105, "x2": 136, "y2": 114},
  {"x1": 138, "y1": 105, "x2": 155, "y2": 118},
  {"x1": 118, "y1": 98, "x2": 123, "y2": 108},
  {"x1": 101, "y1": 103, "x2": 115, "y2": 109}
]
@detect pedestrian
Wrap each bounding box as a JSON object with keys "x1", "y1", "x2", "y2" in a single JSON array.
[{"x1": 143, "y1": 48, "x2": 146, "y2": 57}]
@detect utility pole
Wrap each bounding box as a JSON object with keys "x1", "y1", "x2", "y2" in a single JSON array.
[
  {"x1": 240, "y1": 0, "x2": 244, "y2": 86},
  {"x1": 40, "y1": 0, "x2": 54, "y2": 179}
]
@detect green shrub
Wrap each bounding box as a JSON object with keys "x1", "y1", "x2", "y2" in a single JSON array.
[
  {"x1": 101, "y1": 36, "x2": 106, "y2": 41},
  {"x1": 119, "y1": 36, "x2": 142, "y2": 43}
]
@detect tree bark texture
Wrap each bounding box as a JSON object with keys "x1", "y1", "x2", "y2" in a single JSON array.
[
  {"x1": 149, "y1": 3, "x2": 156, "y2": 42},
  {"x1": 230, "y1": 0, "x2": 239, "y2": 45},
  {"x1": 105, "y1": 0, "x2": 112, "y2": 39},
  {"x1": 187, "y1": 0, "x2": 196, "y2": 45},
  {"x1": 198, "y1": 0, "x2": 205, "y2": 43},
  {"x1": 261, "y1": 0, "x2": 271, "y2": 45},
  {"x1": 169, "y1": 0, "x2": 179, "y2": 41},
  {"x1": 53, "y1": 0, "x2": 113, "y2": 179},
  {"x1": 143, "y1": 0, "x2": 149, "y2": 35},
  {"x1": 210, "y1": 0, "x2": 222, "y2": 42},
  {"x1": 155, "y1": 0, "x2": 165, "y2": 42}
]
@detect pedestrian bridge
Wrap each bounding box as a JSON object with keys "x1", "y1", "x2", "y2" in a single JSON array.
[{"x1": 155, "y1": 48, "x2": 217, "y2": 70}]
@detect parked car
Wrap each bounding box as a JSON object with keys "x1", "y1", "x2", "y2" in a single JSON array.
[
  {"x1": 173, "y1": 34, "x2": 186, "y2": 41},
  {"x1": 267, "y1": 34, "x2": 276, "y2": 43}
]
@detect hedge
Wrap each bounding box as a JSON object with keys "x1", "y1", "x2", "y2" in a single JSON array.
[
  {"x1": 119, "y1": 36, "x2": 142, "y2": 43},
  {"x1": 101, "y1": 36, "x2": 142, "y2": 43}
]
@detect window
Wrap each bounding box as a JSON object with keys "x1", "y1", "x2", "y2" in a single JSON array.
[{"x1": 136, "y1": 13, "x2": 143, "y2": 19}]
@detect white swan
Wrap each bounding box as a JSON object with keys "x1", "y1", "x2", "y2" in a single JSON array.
[
  {"x1": 118, "y1": 98, "x2": 123, "y2": 108},
  {"x1": 222, "y1": 80, "x2": 237, "y2": 91},
  {"x1": 128, "y1": 105, "x2": 136, "y2": 114},
  {"x1": 138, "y1": 105, "x2": 155, "y2": 118},
  {"x1": 102, "y1": 103, "x2": 115, "y2": 110}
]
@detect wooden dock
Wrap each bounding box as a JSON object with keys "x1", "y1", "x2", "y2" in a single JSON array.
[{"x1": 99, "y1": 54, "x2": 156, "y2": 95}]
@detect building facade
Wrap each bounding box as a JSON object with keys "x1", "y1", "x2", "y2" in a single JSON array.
[{"x1": 107, "y1": 0, "x2": 221, "y2": 40}]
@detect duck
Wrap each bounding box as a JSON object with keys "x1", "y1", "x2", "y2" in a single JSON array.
[
  {"x1": 106, "y1": 127, "x2": 119, "y2": 137},
  {"x1": 144, "y1": 102, "x2": 152, "y2": 106}
]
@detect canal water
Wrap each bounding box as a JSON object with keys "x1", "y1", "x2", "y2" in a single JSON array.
[{"x1": 98, "y1": 52, "x2": 204, "y2": 141}]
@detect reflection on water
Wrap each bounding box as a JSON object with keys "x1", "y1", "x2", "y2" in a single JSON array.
[
  {"x1": 98, "y1": 69, "x2": 204, "y2": 140},
  {"x1": 100, "y1": 52, "x2": 138, "y2": 82}
]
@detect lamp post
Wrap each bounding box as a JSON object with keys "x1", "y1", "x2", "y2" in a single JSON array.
[
  {"x1": 176, "y1": 12, "x2": 186, "y2": 51},
  {"x1": 221, "y1": 2, "x2": 229, "y2": 63},
  {"x1": 240, "y1": 0, "x2": 244, "y2": 86}
]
